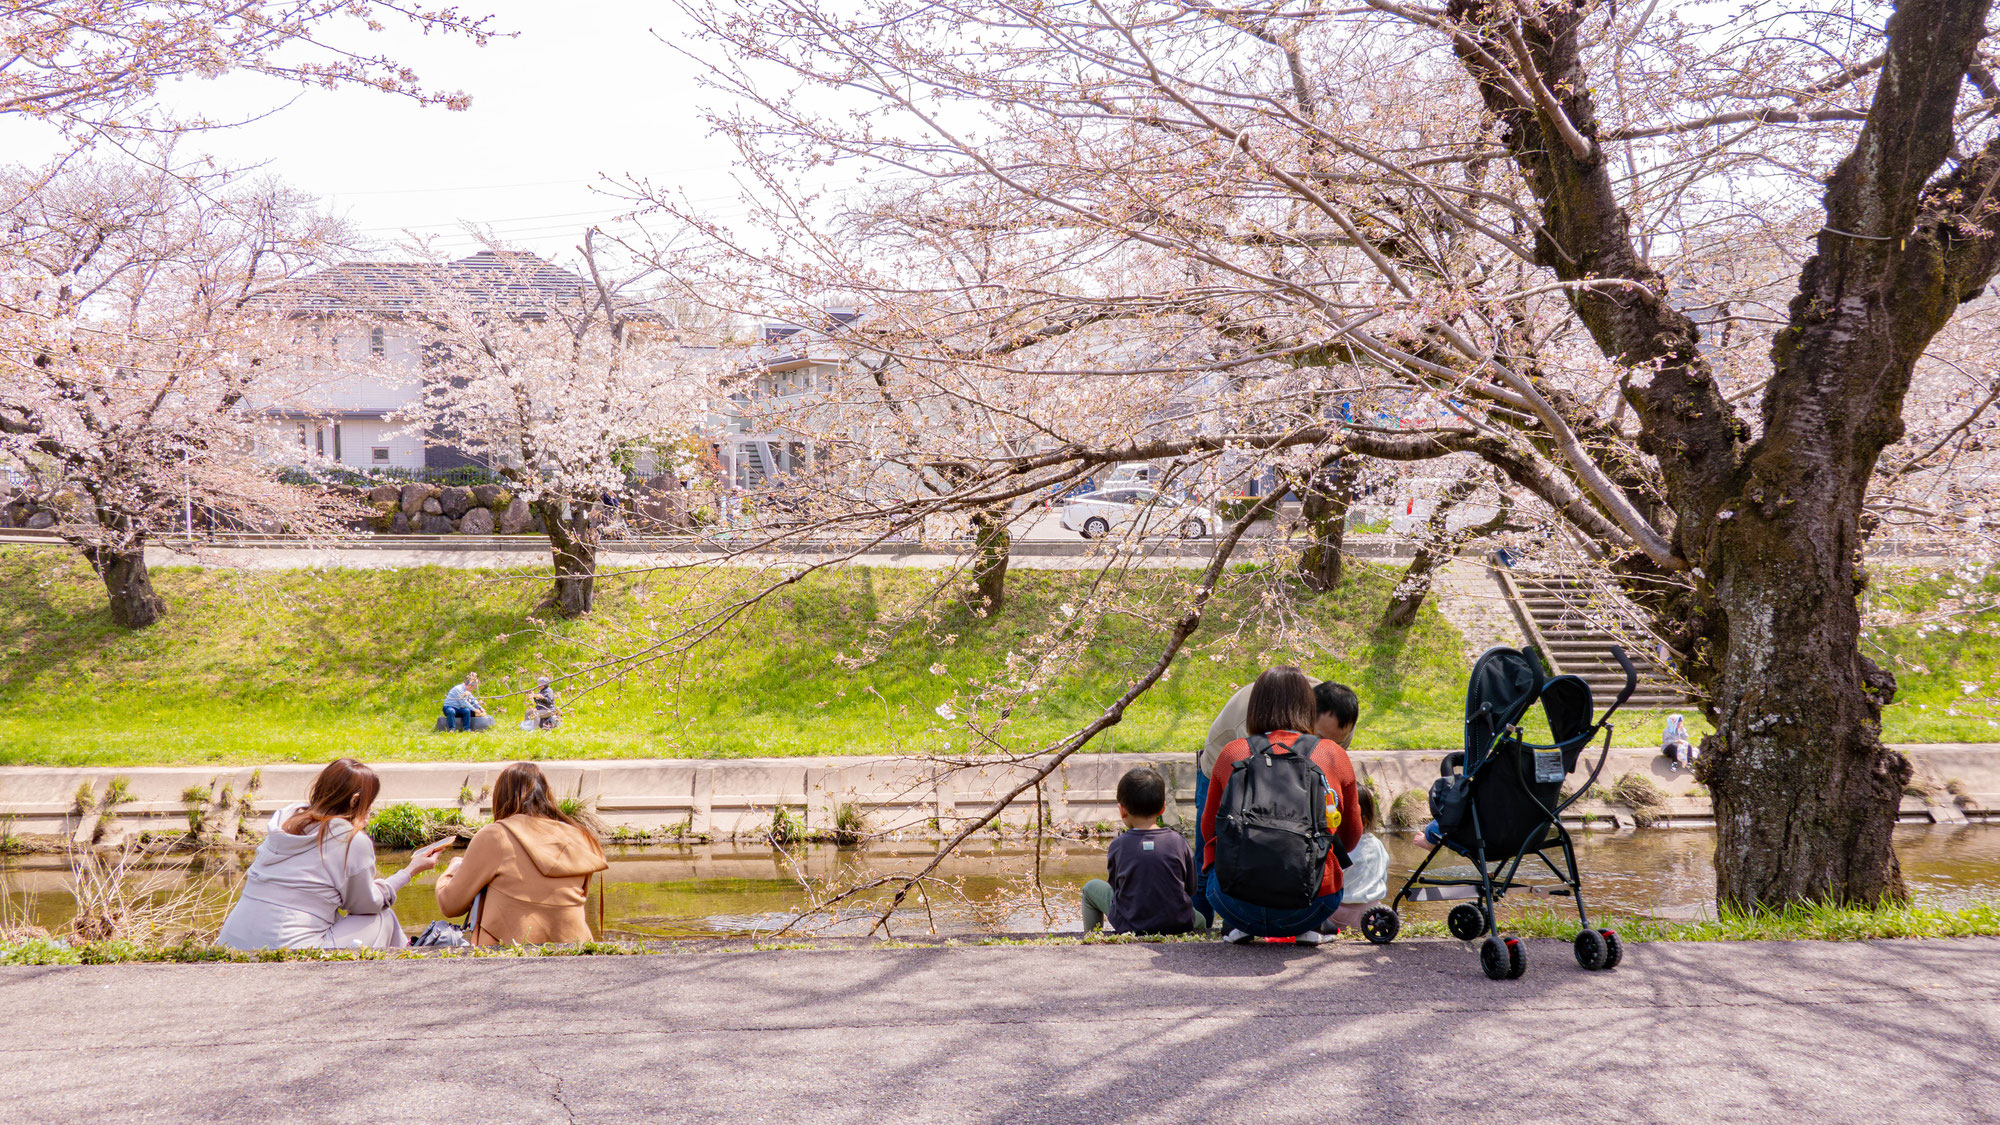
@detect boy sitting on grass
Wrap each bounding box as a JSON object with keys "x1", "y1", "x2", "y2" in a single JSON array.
[{"x1": 1080, "y1": 767, "x2": 1201, "y2": 936}]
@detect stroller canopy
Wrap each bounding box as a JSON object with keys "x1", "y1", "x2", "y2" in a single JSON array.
[{"x1": 1463, "y1": 646, "x2": 1597, "y2": 770}]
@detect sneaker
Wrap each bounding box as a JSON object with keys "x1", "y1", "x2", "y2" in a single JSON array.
[
  {"x1": 1222, "y1": 928, "x2": 1255, "y2": 945},
  {"x1": 1293, "y1": 930, "x2": 1331, "y2": 946}
]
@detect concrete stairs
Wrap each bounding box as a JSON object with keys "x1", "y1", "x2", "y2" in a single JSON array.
[{"x1": 1496, "y1": 569, "x2": 1693, "y2": 710}]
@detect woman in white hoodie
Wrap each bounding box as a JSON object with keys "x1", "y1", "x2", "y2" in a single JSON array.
[{"x1": 216, "y1": 758, "x2": 447, "y2": 950}]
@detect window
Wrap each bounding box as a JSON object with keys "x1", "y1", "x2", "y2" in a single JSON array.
[
  {"x1": 369, "y1": 328, "x2": 386, "y2": 358},
  {"x1": 371, "y1": 447, "x2": 391, "y2": 464}
]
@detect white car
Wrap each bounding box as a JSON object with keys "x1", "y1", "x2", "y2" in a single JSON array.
[{"x1": 1061, "y1": 487, "x2": 1215, "y2": 539}]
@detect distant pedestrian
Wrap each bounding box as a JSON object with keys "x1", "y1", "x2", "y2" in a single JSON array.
[{"x1": 1079, "y1": 767, "x2": 1201, "y2": 936}]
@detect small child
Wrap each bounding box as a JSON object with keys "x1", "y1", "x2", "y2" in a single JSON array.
[
  {"x1": 1331, "y1": 787, "x2": 1390, "y2": 930},
  {"x1": 1080, "y1": 767, "x2": 1201, "y2": 936}
]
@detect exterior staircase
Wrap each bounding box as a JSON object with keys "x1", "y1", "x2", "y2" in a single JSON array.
[{"x1": 1494, "y1": 567, "x2": 1693, "y2": 710}]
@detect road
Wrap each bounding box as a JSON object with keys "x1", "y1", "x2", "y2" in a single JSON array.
[{"x1": 4, "y1": 936, "x2": 1997, "y2": 1123}]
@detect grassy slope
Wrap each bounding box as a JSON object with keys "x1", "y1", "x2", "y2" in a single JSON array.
[
  {"x1": 1863, "y1": 564, "x2": 2000, "y2": 742},
  {"x1": 5, "y1": 550, "x2": 1988, "y2": 768},
  {"x1": 0, "y1": 547, "x2": 1477, "y2": 766}
]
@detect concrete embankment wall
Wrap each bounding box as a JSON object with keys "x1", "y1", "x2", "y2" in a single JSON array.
[{"x1": 5, "y1": 745, "x2": 1994, "y2": 844}]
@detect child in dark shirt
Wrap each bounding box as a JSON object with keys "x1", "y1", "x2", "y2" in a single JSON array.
[{"x1": 1080, "y1": 767, "x2": 1201, "y2": 935}]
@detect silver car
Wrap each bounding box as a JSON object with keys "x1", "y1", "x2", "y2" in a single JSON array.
[{"x1": 1061, "y1": 487, "x2": 1214, "y2": 539}]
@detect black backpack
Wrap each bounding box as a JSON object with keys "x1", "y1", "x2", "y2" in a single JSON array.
[{"x1": 1213, "y1": 734, "x2": 1347, "y2": 909}]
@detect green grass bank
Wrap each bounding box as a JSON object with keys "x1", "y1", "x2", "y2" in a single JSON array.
[
  {"x1": 1, "y1": 547, "x2": 1481, "y2": 766},
  {"x1": 3, "y1": 548, "x2": 1991, "y2": 767}
]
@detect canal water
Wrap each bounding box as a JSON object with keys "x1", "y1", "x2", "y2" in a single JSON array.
[{"x1": 6, "y1": 824, "x2": 1999, "y2": 940}]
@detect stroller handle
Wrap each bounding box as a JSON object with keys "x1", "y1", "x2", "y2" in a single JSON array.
[{"x1": 1608, "y1": 644, "x2": 1638, "y2": 711}]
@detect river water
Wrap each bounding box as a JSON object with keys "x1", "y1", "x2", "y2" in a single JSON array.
[{"x1": 7, "y1": 824, "x2": 1999, "y2": 940}]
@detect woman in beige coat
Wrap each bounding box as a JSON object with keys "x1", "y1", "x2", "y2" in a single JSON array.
[{"x1": 436, "y1": 762, "x2": 609, "y2": 945}]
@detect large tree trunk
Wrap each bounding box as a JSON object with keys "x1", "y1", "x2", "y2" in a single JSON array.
[
  {"x1": 1432, "y1": 0, "x2": 2000, "y2": 907},
  {"x1": 970, "y1": 505, "x2": 1010, "y2": 614},
  {"x1": 1295, "y1": 457, "x2": 1355, "y2": 593},
  {"x1": 534, "y1": 497, "x2": 599, "y2": 618},
  {"x1": 84, "y1": 544, "x2": 166, "y2": 629},
  {"x1": 1701, "y1": 505, "x2": 1910, "y2": 908}
]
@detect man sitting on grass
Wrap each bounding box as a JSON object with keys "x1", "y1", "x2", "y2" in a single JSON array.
[
  {"x1": 441, "y1": 672, "x2": 488, "y2": 733},
  {"x1": 1079, "y1": 766, "x2": 1201, "y2": 936}
]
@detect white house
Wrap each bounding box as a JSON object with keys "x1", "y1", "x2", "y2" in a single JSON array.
[{"x1": 249, "y1": 251, "x2": 616, "y2": 473}]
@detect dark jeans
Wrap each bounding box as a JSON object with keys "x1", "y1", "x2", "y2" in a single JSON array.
[
  {"x1": 1205, "y1": 869, "x2": 1342, "y2": 938},
  {"x1": 443, "y1": 705, "x2": 473, "y2": 732},
  {"x1": 1191, "y1": 770, "x2": 1212, "y2": 926}
]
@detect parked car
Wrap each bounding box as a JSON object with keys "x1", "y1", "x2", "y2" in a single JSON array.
[{"x1": 1061, "y1": 487, "x2": 1215, "y2": 539}]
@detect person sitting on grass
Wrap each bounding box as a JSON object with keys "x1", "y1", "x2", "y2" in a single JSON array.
[
  {"x1": 441, "y1": 672, "x2": 487, "y2": 732},
  {"x1": 435, "y1": 762, "x2": 609, "y2": 946},
  {"x1": 1080, "y1": 766, "x2": 1201, "y2": 937},
  {"x1": 526, "y1": 675, "x2": 561, "y2": 731},
  {"x1": 1329, "y1": 787, "x2": 1391, "y2": 932},
  {"x1": 215, "y1": 758, "x2": 449, "y2": 950},
  {"x1": 1200, "y1": 666, "x2": 1363, "y2": 946},
  {"x1": 1195, "y1": 677, "x2": 1358, "y2": 925}
]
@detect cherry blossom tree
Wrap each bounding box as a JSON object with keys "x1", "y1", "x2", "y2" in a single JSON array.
[
  {"x1": 645, "y1": 0, "x2": 2000, "y2": 911},
  {"x1": 2, "y1": 0, "x2": 494, "y2": 153},
  {"x1": 382, "y1": 242, "x2": 720, "y2": 617},
  {"x1": 0, "y1": 158, "x2": 361, "y2": 626}
]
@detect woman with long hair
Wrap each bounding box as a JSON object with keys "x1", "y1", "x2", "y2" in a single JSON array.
[
  {"x1": 216, "y1": 758, "x2": 447, "y2": 949},
  {"x1": 435, "y1": 762, "x2": 608, "y2": 946}
]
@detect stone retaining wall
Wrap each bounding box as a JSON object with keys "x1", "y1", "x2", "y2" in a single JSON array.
[{"x1": 5, "y1": 746, "x2": 1994, "y2": 846}]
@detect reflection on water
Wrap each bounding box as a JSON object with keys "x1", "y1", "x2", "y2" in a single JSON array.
[{"x1": 7, "y1": 825, "x2": 2000, "y2": 939}]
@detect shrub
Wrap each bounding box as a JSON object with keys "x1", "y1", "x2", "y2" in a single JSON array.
[
  {"x1": 769, "y1": 806, "x2": 805, "y2": 847},
  {"x1": 831, "y1": 802, "x2": 868, "y2": 847},
  {"x1": 1610, "y1": 771, "x2": 1670, "y2": 827},
  {"x1": 365, "y1": 803, "x2": 474, "y2": 850},
  {"x1": 1387, "y1": 789, "x2": 1429, "y2": 831}
]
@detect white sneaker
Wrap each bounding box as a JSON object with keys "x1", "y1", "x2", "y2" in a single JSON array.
[
  {"x1": 1222, "y1": 928, "x2": 1255, "y2": 945},
  {"x1": 1294, "y1": 930, "x2": 1330, "y2": 946}
]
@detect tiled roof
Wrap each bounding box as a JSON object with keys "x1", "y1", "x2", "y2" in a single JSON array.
[{"x1": 250, "y1": 251, "x2": 656, "y2": 318}]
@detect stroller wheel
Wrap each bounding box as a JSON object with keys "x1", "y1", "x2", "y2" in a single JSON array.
[
  {"x1": 1448, "y1": 903, "x2": 1488, "y2": 941},
  {"x1": 1573, "y1": 928, "x2": 1610, "y2": 971},
  {"x1": 1479, "y1": 935, "x2": 1524, "y2": 980},
  {"x1": 1361, "y1": 907, "x2": 1400, "y2": 945},
  {"x1": 1600, "y1": 929, "x2": 1623, "y2": 970},
  {"x1": 1505, "y1": 936, "x2": 1527, "y2": 979}
]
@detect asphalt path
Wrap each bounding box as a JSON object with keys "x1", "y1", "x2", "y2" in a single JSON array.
[{"x1": 4, "y1": 936, "x2": 1998, "y2": 1124}]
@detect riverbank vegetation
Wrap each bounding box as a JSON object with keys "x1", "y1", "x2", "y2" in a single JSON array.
[{"x1": 7, "y1": 899, "x2": 1998, "y2": 966}]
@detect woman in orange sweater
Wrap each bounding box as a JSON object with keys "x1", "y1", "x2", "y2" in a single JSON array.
[
  {"x1": 1199, "y1": 665, "x2": 1363, "y2": 945},
  {"x1": 436, "y1": 762, "x2": 609, "y2": 945}
]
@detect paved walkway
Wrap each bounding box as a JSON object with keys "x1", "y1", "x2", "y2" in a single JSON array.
[{"x1": 4, "y1": 937, "x2": 1998, "y2": 1123}]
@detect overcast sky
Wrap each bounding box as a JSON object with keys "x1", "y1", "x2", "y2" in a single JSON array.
[{"x1": 51, "y1": 2, "x2": 755, "y2": 264}]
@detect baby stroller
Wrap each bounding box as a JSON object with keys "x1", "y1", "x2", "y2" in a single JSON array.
[{"x1": 1360, "y1": 644, "x2": 1636, "y2": 980}]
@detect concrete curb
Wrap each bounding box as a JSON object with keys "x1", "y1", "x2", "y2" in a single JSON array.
[{"x1": 5, "y1": 745, "x2": 1993, "y2": 842}]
